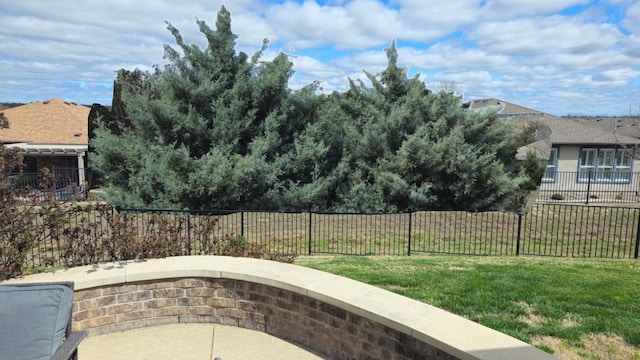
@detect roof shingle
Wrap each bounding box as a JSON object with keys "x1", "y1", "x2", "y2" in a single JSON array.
[
  {"x1": 469, "y1": 98, "x2": 640, "y2": 146},
  {"x1": 0, "y1": 98, "x2": 89, "y2": 145}
]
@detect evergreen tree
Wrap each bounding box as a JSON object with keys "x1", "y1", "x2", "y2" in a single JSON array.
[
  {"x1": 90, "y1": 6, "x2": 297, "y2": 209},
  {"x1": 91, "y1": 8, "x2": 530, "y2": 212},
  {"x1": 280, "y1": 42, "x2": 526, "y2": 211}
]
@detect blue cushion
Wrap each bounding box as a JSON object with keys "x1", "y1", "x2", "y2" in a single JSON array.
[{"x1": 0, "y1": 284, "x2": 73, "y2": 360}]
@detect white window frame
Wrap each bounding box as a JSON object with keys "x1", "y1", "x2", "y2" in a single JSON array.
[
  {"x1": 596, "y1": 148, "x2": 614, "y2": 181},
  {"x1": 578, "y1": 148, "x2": 597, "y2": 182},
  {"x1": 542, "y1": 148, "x2": 558, "y2": 183},
  {"x1": 614, "y1": 150, "x2": 632, "y2": 182},
  {"x1": 578, "y1": 148, "x2": 633, "y2": 183}
]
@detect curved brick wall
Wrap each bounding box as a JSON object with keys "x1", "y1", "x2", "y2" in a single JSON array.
[{"x1": 5, "y1": 256, "x2": 557, "y2": 360}]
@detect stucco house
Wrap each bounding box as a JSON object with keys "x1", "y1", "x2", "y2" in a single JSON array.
[
  {"x1": 0, "y1": 98, "x2": 90, "y2": 193},
  {"x1": 468, "y1": 98, "x2": 640, "y2": 202}
]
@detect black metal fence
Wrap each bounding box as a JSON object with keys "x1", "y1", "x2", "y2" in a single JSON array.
[
  {"x1": 539, "y1": 171, "x2": 640, "y2": 204},
  {"x1": 12, "y1": 203, "x2": 640, "y2": 272},
  {"x1": 8, "y1": 168, "x2": 640, "y2": 205},
  {"x1": 113, "y1": 204, "x2": 640, "y2": 259},
  {"x1": 7, "y1": 167, "x2": 91, "y2": 202}
]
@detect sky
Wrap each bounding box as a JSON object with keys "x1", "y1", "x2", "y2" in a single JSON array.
[{"x1": 1, "y1": 0, "x2": 639, "y2": 116}]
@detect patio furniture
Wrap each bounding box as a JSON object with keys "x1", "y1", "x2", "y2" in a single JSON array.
[{"x1": 0, "y1": 282, "x2": 86, "y2": 360}]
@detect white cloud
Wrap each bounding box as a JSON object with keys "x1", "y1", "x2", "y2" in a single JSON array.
[
  {"x1": 592, "y1": 68, "x2": 640, "y2": 83},
  {"x1": 427, "y1": 70, "x2": 494, "y2": 90},
  {"x1": 266, "y1": 1, "x2": 361, "y2": 49},
  {"x1": 468, "y1": 16, "x2": 623, "y2": 55},
  {"x1": 539, "y1": 50, "x2": 640, "y2": 70},
  {"x1": 621, "y1": 34, "x2": 640, "y2": 58},
  {"x1": 333, "y1": 50, "x2": 388, "y2": 74},
  {"x1": 398, "y1": 43, "x2": 512, "y2": 70},
  {"x1": 481, "y1": 0, "x2": 591, "y2": 18},
  {"x1": 396, "y1": 0, "x2": 481, "y2": 38},
  {"x1": 264, "y1": 0, "x2": 481, "y2": 50},
  {"x1": 0, "y1": 0, "x2": 638, "y2": 115},
  {"x1": 293, "y1": 55, "x2": 345, "y2": 79},
  {"x1": 622, "y1": 1, "x2": 640, "y2": 33}
]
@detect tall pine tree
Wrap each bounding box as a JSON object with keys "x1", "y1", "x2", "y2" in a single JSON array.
[
  {"x1": 91, "y1": 6, "x2": 298, "y2": 209},
  {"x1": 277, "y1": 41, "x2": 526, "y2": 211},
  {"x1": 91, "y1": 9, "x2": 530, "y2": 212}
]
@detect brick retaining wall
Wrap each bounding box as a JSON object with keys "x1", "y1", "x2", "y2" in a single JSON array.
[
  {"x1": 73, "y1": 277, "x2": 458, "y2": 360},
  {"x1": 5, "y1": 256, "x2": 558, "y2": 360}
]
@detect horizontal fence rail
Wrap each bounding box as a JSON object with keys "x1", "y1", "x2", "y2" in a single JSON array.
[
  {"x1": 410, "y1": 210, "x2": 521, "y2": 256},
  {"x1": 309, "y1": 212, "x2": 411, "y2": 256},
  {"x1": 521, "y1": 205, "x2": 640, "y2": 258},
  {"x1": 8, "y1": 169, "x2": 640, "y2": 205},
  {"x1": 7, "y1": 167, "x2": 92, "y2": 203},
  {"x1": 8, "y1": 167, "x2": 640, "y2": 205},
  {"x1": 116, "y1": 205, "x2": 640, "y2": 259},
  {"x1": 539, "y1": 171, "x2": 640, "y2": 204},
  {"x1": 6, "y1": 203, "x2": 639, "y2": 273}
]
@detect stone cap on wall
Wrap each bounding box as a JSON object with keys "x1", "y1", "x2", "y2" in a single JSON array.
[{"x1": 5, "y1": 256, "x2": 557, "y2": 360}]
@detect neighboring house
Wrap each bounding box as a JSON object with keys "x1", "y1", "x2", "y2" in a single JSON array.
[
  {"x1": 0, "y1": 98, "x2": 90, "y2": 192},
  {"x1": 468, "y1": 98, "x2": 640, "y2": 202},
  {"x1": 569, "y1": 115, "x2": 640, "y2": 139}
]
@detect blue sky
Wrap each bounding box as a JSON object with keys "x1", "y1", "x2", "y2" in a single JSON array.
[{"x1": 0, "y1": 0, "x2": 639, "y2": 116}]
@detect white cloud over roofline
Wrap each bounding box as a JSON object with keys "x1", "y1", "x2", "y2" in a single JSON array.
[{"x1": 0, "y1": 0, "x2": 638, "y2": 115}]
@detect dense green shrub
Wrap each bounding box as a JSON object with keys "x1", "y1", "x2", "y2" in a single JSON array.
[
  {"x1": 550, "y1": 193, "x2": 564, "y2": 200},
  {"x1": 91, "y1": 6, "x2": 531, "y2": 213}
]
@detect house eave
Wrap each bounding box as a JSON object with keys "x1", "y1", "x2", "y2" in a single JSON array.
[
  {"x1": 551, "y1": 141, "x2": 640, "y2": 147},
  {"x1": 8, "y1": 143, "x2": 88, "y2": 155}
]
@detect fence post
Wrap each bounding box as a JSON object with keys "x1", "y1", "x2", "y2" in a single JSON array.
[
  {"x1": 407, "y1": 212, "x2": 412, "y2": 256},
  {"x1": 240, "y1": 211, "x2": 245, "y2": 237},
  {"x1": 635, "y1": 209, "x2": 640, "y2": 259},
  {"x1": 186, "y1": 213, "x2": 191, "y2": 255},
  {"x1": 51, "y1": 165, "x2": 57, "y2": 190},
  {"x1": 516, "y1": 212, "x2": 523, "y2": 256},
  {"x1": 586, "y1": 170, "x2": 592, "y2": 205},
  {"x1": 308, "y1": 211, "x2": 313, "y2": 255}
]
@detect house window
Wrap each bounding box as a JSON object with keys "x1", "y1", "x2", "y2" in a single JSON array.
[
  {"x1": 615, "y1": 150, "x2": 632, "y2": 182},
  {"x1": 596, "y1": 149, "x2": 614, "y2": 181},
  {"x1": 578, "y1": 148, "x2": 633, "y2": 183},
  {"x1": 578, "y1": 149, "x2": 596, "y2": 182},
  {"x1": 542, "y1": 148, "x2": 558, "y2": 182}
]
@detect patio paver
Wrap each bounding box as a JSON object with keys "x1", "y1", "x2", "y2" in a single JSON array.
[{"x1": 78, "y1": 323, "x2": 328, "y2": 360}]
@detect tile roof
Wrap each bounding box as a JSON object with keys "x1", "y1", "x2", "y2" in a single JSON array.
[
  {"x1": 469, "y1": 98, "x2": 640, "y2": 146},
  {"x1": 0, "y1": 98, "x2": 89, "y2": 145}
]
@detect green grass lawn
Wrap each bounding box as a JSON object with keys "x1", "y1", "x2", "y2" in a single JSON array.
[{"x1": 296, "y1": 255, "x2": 640, "y2": 360}]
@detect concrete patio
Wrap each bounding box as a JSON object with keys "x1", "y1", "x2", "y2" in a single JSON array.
[{"x1": 79, "y1": 323, "x2": 328, "y2": 360}]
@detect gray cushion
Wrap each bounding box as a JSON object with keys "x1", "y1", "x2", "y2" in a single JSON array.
[{"x1": 0, "y1": 284, "x2": 73, "y2": 360}]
